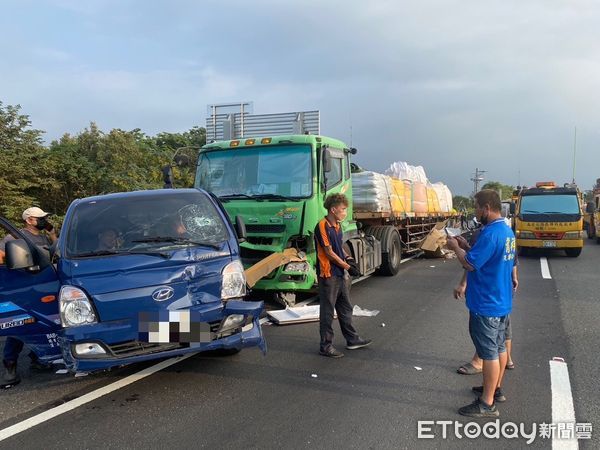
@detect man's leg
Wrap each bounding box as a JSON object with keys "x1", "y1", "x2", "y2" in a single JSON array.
[
  {"x1": 497, "y1": 351, "x2": 508, "y2": 388},
  {"x1": 335, "y1": 276, "x2": 360, "y2": 344},
  {"x1": 3, "y1": 337, "x2": 24, "y2": 366},
  {"x1": 2, "y1": 337, "x2": 24, "y2": 387},
  {"x1": 496, "y1": 316, "x2": 508, "y2": 388},
  {"x1": 318, "y1": 277, "x2": 340, "y2": 352},
  {"x1": 481, "y1": 358, "x2": 501, "y2": 406}
]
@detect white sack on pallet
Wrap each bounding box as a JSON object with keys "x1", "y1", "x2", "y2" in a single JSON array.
[
  {"x1": 385, "y1": 161, "x2": 428, "y2": 184},
  {"x1": 431, "y1": 182, "x2": 453, "y2": 212},
  {"x1": 352, "y1": 171, "x2": 393, "y2": 212}
]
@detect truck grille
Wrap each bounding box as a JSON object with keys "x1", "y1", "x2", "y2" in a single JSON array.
[
  {"x1": 246, "y1": 224, "x2": 286, "y2": 233},
  {"x1": 106, "y1": 322, "x2": 223, "y2": 357},
  {"x1": 534, "y1": 232, "x2": 565, "y2": 240}
]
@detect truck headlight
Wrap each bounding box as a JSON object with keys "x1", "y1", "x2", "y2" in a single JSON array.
[
  {"x1": 517, "y1": 231, "x2": 535, "y2": 239},
  {"x1": 564, "y1": 231, "x2": 583, "y2": 239},
  {"x1": 221, "y1": 260, "x2": 247, "y2": 300},
  {"x1": 284, "y1": 262, "x2": 310, "y2": 272},
  {"x1": 59, "y1": 286, "x2": 97, "y2": 327}
]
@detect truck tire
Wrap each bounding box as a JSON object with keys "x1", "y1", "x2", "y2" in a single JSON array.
[
  {"x1": 365, "y1": 225, "x2": 402, "y2": 276},
  {"x1": 518, "y1": 247, "x2": 529, "y2": 256},
  {"x1": 597, "y1": 235, "x2": 600, "y2": 245},
  {"x1": 565, "y1": 248, "x2": 582, "y2": 257}
]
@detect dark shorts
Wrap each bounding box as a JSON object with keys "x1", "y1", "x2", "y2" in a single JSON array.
[{"x1": 469, "y1": 313, "x2": 507, "y2": 360}]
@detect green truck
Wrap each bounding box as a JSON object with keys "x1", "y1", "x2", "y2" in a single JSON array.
[{"x1": 194, "y1": 131, "x2": 453, "y2": 306}]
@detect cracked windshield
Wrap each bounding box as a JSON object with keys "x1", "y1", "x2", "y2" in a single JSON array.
[{"x1": 65, "y1": 192, "x2": 229, "y2": 256}]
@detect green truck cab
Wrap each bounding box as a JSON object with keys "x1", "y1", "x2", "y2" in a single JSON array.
[{"x1": 195, "y1": 135, "x2": 381, "y2": 304}]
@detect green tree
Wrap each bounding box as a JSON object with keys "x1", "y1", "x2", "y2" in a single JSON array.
[
  {"x1": 481, "y1": 181, "x2": 515, "y2": 200},
  {"x1": 0, "y1": 102, "x2": 49, "y2": 222},
  {"x1": 453, "y1": 195, "x2": 473, "y2": 212}
]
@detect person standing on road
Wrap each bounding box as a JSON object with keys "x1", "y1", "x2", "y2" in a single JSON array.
[
  {"x1": 455, "y1": 218, "x2": 518, "y2": 375},
  {"x1": 0, "y1": 207, "x2": 57, "y2": 388},
  {"x1": 446, "y1": 190, "x2": 516, "y2": 417},
  {"x1": 315, "y1": 193, "x2": 371, "y2": 358}
]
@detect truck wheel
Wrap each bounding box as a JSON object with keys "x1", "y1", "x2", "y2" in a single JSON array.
[
  {"x1": 370, "y1": 226, "x2": 402, "y2": 276},
  {"x1": 518, "y1": 247, "x2": 529, "y2": 256},
  {"x1": 597, "y1": 236, "x2": 600, "y2": 245},
  {"x1": 565, "y1": 248, "x2": 582, "y2": 257}
]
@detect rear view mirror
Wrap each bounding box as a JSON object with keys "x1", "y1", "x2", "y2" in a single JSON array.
[
  {"x1": 6, "y1": 239, "x2": 35, "y2": 270},
  {"x1": 509, "y1": 202, "x2": 516, "y2": 215},
  {"x1": 234, "y1": 215, "x2": 246, "y2": 243}
]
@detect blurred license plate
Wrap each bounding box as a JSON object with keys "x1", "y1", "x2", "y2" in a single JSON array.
[
  {"x1": 542, "y1": 241, "x2": 557, "y2": 248},
  {"x1": 138, "y1": 311, "x2": 212, "y2": 344}
]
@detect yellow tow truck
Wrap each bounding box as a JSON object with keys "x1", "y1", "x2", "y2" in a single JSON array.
[{"x1": 513, "y1": 181, "x2": 584, "y2": 257}]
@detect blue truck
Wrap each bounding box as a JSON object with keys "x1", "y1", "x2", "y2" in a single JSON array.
[{"x1": 0, "y1": 188, "x2": 266, "y2": 373}]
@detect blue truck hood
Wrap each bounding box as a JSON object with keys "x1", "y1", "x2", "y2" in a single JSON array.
[{"x1": 60, "y1": 246, "x2": 233, "y2": 322}]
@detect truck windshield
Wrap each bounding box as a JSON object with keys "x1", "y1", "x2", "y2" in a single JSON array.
[
  {"x1": 196, "y1": 144, "x2": 312, "y2": 199},
  {"x1": 520, "y1": 194, "x2": 580, "y2": 215},
  {"x1": 65, "y1": 191, "x2": 230, "y2": 257}
]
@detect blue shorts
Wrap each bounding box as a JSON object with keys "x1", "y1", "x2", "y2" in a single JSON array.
[{"x1": 469, "y1": 313, "x2": 507, "y2": 360}]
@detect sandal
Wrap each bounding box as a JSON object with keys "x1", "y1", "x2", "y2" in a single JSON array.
[
  {"x1": 457, "y1": 362, "x2": 483, "y2": 375},
  {"x1": 506, "y1": 361, "x2": 515, "y2": 370}
]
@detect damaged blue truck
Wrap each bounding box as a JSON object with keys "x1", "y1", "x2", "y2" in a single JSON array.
[{"x1": 0, "y1": 188, "x2": 266, "y2": 373}]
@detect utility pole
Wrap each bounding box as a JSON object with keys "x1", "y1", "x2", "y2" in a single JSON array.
[
  {"x1": 572, "y1": 126, "x2": 577, "y2": 185},
  {"x1": 470, "y1": 168, "x2": 486, "y2": 196}
]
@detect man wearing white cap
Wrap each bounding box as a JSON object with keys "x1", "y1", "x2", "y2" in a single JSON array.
[{"x1": 0, "y1": 206, "x2": 57, "y2": 387}]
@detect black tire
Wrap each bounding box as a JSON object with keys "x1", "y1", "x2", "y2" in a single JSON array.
[
  {"x1": 365, "y1": 225, "x2": 402, "y2": 276},
  {"x1": 518, "y1": 247, "x2": 529, "y2": 256},
  {"x1": 565, "y1": 248, "x2": 582, "y2": 257},
  {"x1": 597, "y1": 236, "x2": 600, "y2": 245}
]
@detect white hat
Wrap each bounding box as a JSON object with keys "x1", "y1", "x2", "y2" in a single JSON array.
[{"x1": 22, "y1": 207, "x2": 49, "y2": 221}]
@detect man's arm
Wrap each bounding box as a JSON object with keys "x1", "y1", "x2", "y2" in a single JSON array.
[
  {"x1": 512, "y1": 266, "x2": 518, "y2": 292},
  {"x1": 446, "y1": 238, "x2": 475, "y2": 271},
  {"x1": 453, "y1": 270, "x2": 467, "y2": 299},
  {"x1": 324, "y1": 246, "x2": 350, "y2": 270}
]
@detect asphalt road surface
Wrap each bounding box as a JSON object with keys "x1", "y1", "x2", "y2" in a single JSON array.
[{"x1": 1, "y1": 239, "x2": 598, "y2": 449}]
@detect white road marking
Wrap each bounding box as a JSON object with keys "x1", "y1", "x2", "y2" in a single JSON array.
[
  {"x1": 540, "y1": 257, "x2": 552, "y2": 279},
  {"x1": 549, "y1": 358, "x2": 578, "y2": 450},
  {"x1": 0, "y1": 353, "x2": 195, "y2": 442}
]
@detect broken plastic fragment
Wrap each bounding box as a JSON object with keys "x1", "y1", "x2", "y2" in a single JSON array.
[
  {"x1": 74, "y1": 372, "x2": 89, "y2": 378},
  {"x1": 55, "y1": 369, "x2": 68, "y2": 374},
  {"x1": 414, "y1": 366, "x2": 423, "y2": 371},
  {"x1": 311, "y1": 374, "x2": 318, "y2": 378},
  {"x1": 381, "y1": 323, "x2": 386, "y2": 327},
  {"x1": 352, "y1": 305, "x2": 380, "y2": 317}
]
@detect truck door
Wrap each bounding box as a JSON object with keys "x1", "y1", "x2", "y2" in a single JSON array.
[{"x1": 0, "y1": 218, "x2": 61, "y2": 338}]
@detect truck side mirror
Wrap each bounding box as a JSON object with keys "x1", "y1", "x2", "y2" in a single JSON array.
[
  {"x1": 162, "y1": 165, "x2": 174, "y2": 189},
  {"x1": 234, "y1": 215, "x2": 247, "y2": 243},
  {"x1": 323, "y1": 149, "x2": 332, "y2": 173},
  {"x1": 509, "y1": 202, "x2": 516, "y2": 215},
  {"x1": 6, "y1": 239, "x2": 35, "y2": 270},
  {"x1": 586, "y1": 202, "x2": 596, "y2": 214}
]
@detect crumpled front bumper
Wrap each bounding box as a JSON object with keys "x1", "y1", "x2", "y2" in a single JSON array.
[{"x1": 59, "y1": 300, "x2": 266, "y2": 372}]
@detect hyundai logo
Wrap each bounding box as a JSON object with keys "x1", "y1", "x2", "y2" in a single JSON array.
[{"x1": 152, "y1": 287, "x2": 174, "y2": 302}]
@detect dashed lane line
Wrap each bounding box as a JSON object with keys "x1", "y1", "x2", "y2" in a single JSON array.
[{"x1": 540, "y1": 257, "x2": 552, "y2": 279}]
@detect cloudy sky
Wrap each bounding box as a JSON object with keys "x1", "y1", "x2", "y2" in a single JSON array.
[{"x1": 2, "y1": 0, "x2": 600, "y2": 195}]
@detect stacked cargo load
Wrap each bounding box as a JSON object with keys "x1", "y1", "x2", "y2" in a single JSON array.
[{"x1": 352, "y1": 161, "x2": 453, "y2": 216}]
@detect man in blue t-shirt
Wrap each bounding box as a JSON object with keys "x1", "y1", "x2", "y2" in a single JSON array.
[{"x1": 447, "y1": 190, "x2": 516, "y2": 418}]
